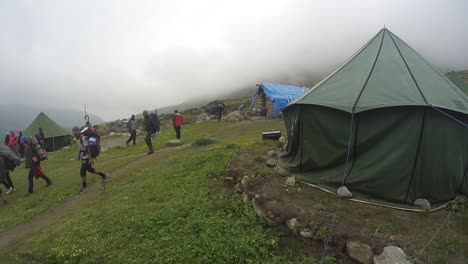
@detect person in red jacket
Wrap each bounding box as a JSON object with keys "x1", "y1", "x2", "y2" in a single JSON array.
[{"x1": 172, "y1": 110, "x2": 183, "y2": 140}]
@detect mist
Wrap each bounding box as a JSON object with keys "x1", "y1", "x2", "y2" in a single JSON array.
[{"x1": 0, "y1": 0, "x2": 467, "y2": 120}]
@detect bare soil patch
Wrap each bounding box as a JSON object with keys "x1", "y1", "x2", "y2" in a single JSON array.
[{"x1": 227, "y1": 142, "x2": 468, "y2": 263}]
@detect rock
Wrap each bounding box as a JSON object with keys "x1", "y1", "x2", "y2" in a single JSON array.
[
  {"x1": 300, "y1": 229, "x2": 314, "y2": 238},
  {"x1": 223, "y1": 177, "x2": 234, "y2": 181},
  {"x1": 287, "y1": 218, "x2": 298, "y2": 231},
  {"x1": 234, "y1": 183, "x2": 242, "y2": 193},
  {"x1": 337, "y1": 186, "x2": 353, "y2": 198},
  {"x1": 243, "y1": 193, "x2": 250, "y2": 203},
  {"x1": 254, "y1": 194, "x2": 260, "y2": 199},
  {"x1": 267, "y1": 150, "x2": 278, "y2": 158},
  {"x1": 266, "y1": 158, "x2": 276, "y2": 168},
  {"x1": 225, "y1": 110, "x2": 244, "y2": 122},
  {"x1": 414, "y1": 199, "x2": 431, "y2": 210},
  {"x1": 279, "y1": 136, "x2": 286, "y2": 144},
  {"x1": 240, "y1": 176, "x2": 249, "y2": 190},
  {"x1": 373, "y1": 246, "x2": 412, "y2": 264},
  {"x1": 197, "y1": 113, "x2": 209, "y2": 122},
  {"x1": 285, "y1": 176, "x2": 296, "y2": 187},
  {"x1": 346, "y1": 240, "x2": 374, "y2": 264},
  {"x1": 276, "y1": 167, "x2": 290, "y2": 177},
  {"x1": 252, "y1": 198, "x2": 278, "y2": 226},
  {"x1": 282, "y1": 141, "x2": 288, "y2": 151},
  {"x1": 167, "y1": 139, "x2": 182, "y2": 146}
]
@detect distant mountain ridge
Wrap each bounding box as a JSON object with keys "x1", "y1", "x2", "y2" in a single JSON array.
[
  {"x1": 445, "y1": 70, "x2": 468, "y2": 96},
  {"x1": 0, "y1": 104, "x2": 103, "y2": 136}
]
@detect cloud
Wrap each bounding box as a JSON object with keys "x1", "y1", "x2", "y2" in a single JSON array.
[{"x1": 0, "y1": 0, "x2": 467, "y2": 120}]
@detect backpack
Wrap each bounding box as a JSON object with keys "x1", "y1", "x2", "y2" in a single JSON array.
[
  {"x1": 0, "y1": 145, "x2": 21, "y2": 171},
  {"x1": 83, "y1": 129, "x2": 101, "y2": 158},
  {"x1": 149, "y1": 113, "x2": 160, "y2": 134},
  {"x1": 30, "y1": 135, "x2": 48, "y2": 161}
]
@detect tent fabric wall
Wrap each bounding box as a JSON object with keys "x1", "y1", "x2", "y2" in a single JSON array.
[{"x1": 280, "y1": 105, "x2": 468, "y2": 204}]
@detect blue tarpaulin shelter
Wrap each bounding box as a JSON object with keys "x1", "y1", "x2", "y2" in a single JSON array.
[{"x1": 251, "y1": 82, "x2": 309, "y2": 116}]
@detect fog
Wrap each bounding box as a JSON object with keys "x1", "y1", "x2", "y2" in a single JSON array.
[{"x1": 0, "y1": 0, "x2": 467, "y2": 120}]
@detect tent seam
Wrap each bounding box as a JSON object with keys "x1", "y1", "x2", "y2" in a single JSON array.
[
  {"x1": 289, "y1": 29, "x2": 385, "y2": 108},
  {"x1": 388, "y1": 32, "x2": 429, "y2": 105},
  {"x1": 351, "y1": 29, "x2": 386, "y2": 113},
  {"x1": 391, "y1": 33, "x2": 468, "y2": 105}
]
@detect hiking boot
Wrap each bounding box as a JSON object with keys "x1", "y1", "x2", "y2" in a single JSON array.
[
  {"x1": 45, "y1": 182, "x2": 53, "y2": 187},
  {"x1": 147, "y1": 150, "x2": 154, "y2": 155},
  {"x1": 79, "y1": 187, "x2": 88, "y2": 193},
  {"x1": 6, "y1": 187, "x2": 15, "y2": 195}
]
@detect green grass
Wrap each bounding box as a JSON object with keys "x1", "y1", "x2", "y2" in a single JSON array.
[
  {"x1": 0, "y1": 118, "x2": 324, "y2": 263},
  {"x1": 4, "y1": 146, "x2": 317, "y2": 264}
]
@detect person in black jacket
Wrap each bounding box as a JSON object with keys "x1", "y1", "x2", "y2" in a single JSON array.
[{"x1": 143, "y1": 110, "x2": 157, "y2": 154}]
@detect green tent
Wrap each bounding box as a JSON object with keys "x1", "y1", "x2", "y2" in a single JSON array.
[
  {"x1": 280, "y1": 28, "x2": 468, "y2": 204},
  {"x1": 23, "y1": 112, "x2": 71, "y2": 152}
]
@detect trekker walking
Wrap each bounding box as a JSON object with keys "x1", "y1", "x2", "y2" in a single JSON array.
[
  {"x1": 38, "y1": 127, "x2": 46, "y2": 148},
  {"x1": 0, "y1": 145, "x2": 20, "y2": 197},
  {"x1": 8, "y1": 131, "x2": 19, "y2": 156},
  {"x1": 126, "y1": 114, "x2": 137, "y2": 146},
  {"x1": 143, "y1": 110, "x2": 159, "y2": 154},
  {"x1": 73, "y1": 126, "x2": 108, "y2": 193},
  {"x1": 22, "y1": 136, "x2": 52, "y2": 195},
  {"x1": 217, "y1": 103, "x2": 225, "y2": 122},
  {"x1": 172, "y1": 110, "x2": 183, "y2": 140},
  {"x1": 18, "y1": 131, "x2": 24, "y2": 158}
]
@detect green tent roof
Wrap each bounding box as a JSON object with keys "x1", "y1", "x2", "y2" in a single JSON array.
[
  {"x1": 23, "y1": 112, "x2": 70, "y2": 138},
  {"x1": 291, "y1": 28, "x2": 468, "y2": 114}
]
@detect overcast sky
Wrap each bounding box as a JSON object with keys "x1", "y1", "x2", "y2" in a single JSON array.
[{"x1": 1, "y1": 0, "x2": 467, "y2": 120}]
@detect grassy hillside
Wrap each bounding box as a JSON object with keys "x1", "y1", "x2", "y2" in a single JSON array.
[
  {"x1": 2, "y1": 116, "x2": 466, "y2": 263},
  {"x1": 445, "y1": 70, "x2": 468, "y2": 96},
  {"x1": 0, "y1": 119, "x2": 332, "y2": 264}
]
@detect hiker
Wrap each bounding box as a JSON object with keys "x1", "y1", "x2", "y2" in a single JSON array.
[
  {"x1": 142, "y1": 110, "x2": 159, "y2": 154},
  {"x1": 4, "y1": 132, "x2": 9, "y2": 145},
  {"x1": 38, "y1": 127, "x2": 45, "y2": 148},
  {"x1": 18, "y1": 131, "x2": 24, "y2": 158},
  {"x1": 0, "y1": 157, "x2": 10, "y2": 203},
  {"x1": 21, "y1": 136, "x2": 52, "y2": 195},
  {"x1": 0, "y1": 145, "x2": 20, "y2": 197},
  {"x1": 172, "y1": 110, "x2": 183, "y2": 140},
  {"x1": 217, "y1": 103, "x2": 225, "y2": 122},
  {"x1": 8, "y1": 131, "x2": 19, "y2": 156},
  {"x1": 73, "y1": 126, "x2": 108, "y2": 193},
  {"x1": 126, "y1": 114, "x2": 137, "y2": 146}
]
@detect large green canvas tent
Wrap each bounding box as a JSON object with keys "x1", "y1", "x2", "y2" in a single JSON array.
[
  {"x1": 23, "y1": 112, "x2": 71, "y2": 152},
  {"x1": 280, "y1": 28, "x2": 468, "y2": 204}
]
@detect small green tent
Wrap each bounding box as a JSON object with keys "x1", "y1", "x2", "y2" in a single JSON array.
[
  {"x1": 280, "y1": 28, "x2": 468, "y2": 204},
  {"x1": 23, "y1": 112, "x2": 71, "y2": 152}
]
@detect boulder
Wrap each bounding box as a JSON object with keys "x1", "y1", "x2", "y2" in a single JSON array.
[
  {"x1": 197, "y1": 113, "x2": 209, "y2": 122},
  {"x1": 167, "y1": 139, "x2": 182, "y2": 146},
  {"x1": 225, "y1": 110, "x2": 244, "y2": 122},
  {"x1": 243, "y1": 193, "x2": 250, "y2": 203},
  {"x1": 300, "y1": 229, "x2": 314, "y2": 238},
  {"x1": 266, "y1": 158, "x2": 276, "y2": 168},
  {"x1": 285, "y1": 176, "x2": 296, "y2": 187},
  {"x1": 337, "y1": 186, "x2": 353, "y2": 198},
  {"x1": 267, "y1": 150, "x2": 278, "y2": 158},
  {"x1": 279, "y1": 136, "x2": 286, "y2": 144},
  {"x1": 286, "y1": 218, "x2": 298, "y2": 231},
  {"x1": 413, "y1": 199, "x2": 431, "y2": 210},
  {"x1": 252, "y1": 198, "x2": 278, "y2": 226},
  {"x1": 276, "y1": 167, "x2": 290, "y2": 177},
  {"x1": 373, "y1": 246, "x2": 412, "y2": 264},
  {"x1": 346, "y1": 240, "x2": 374, "y2": 264}
]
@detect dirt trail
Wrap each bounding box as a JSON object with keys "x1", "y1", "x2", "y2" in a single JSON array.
[{"x1": 0, "y1": 120, "x2": 262, "y2": 251}]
